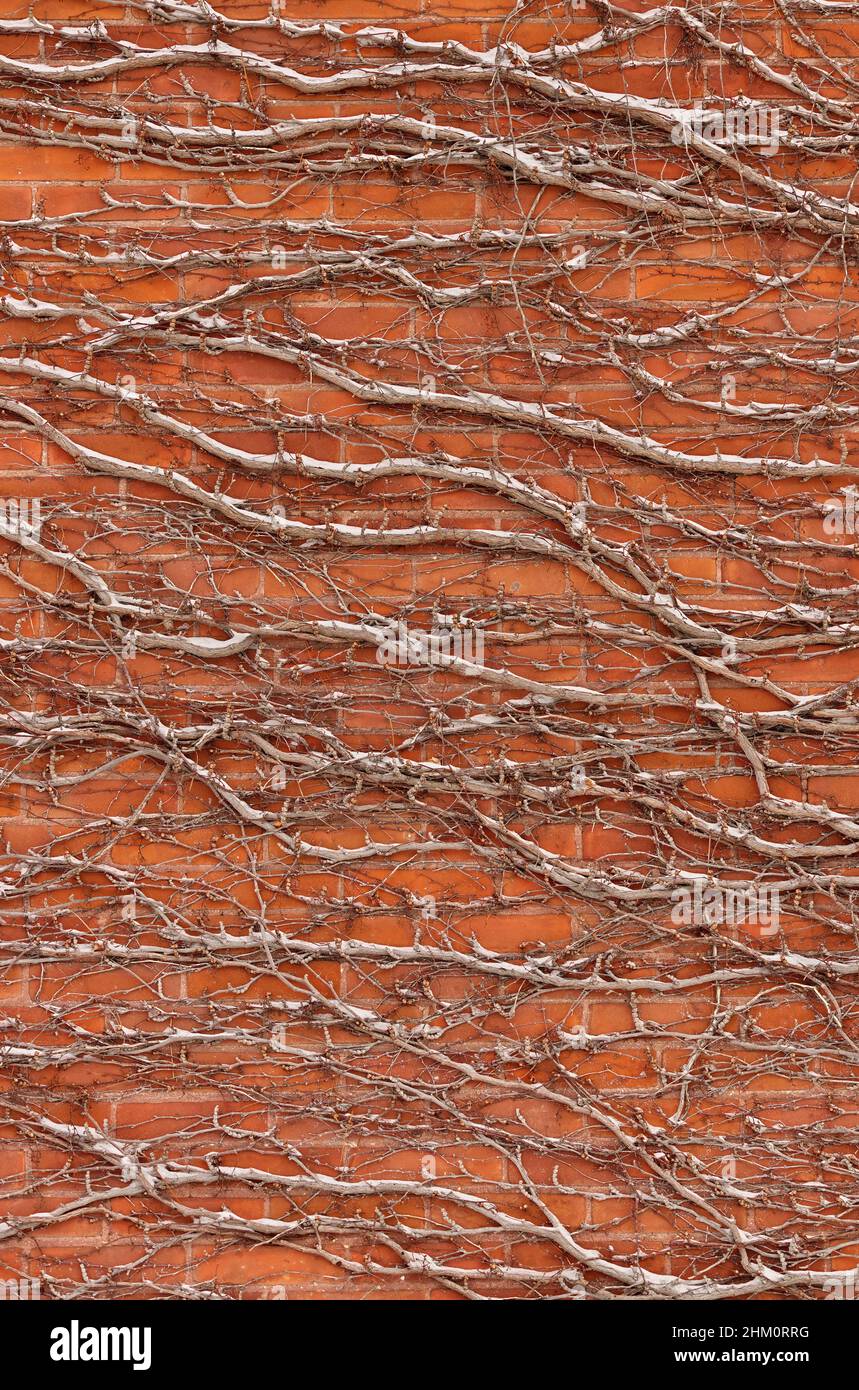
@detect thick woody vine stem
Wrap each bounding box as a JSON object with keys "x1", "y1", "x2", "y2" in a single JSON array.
[{"x1": 0, "y1": 0, "x2": 858, "y2": 1301}]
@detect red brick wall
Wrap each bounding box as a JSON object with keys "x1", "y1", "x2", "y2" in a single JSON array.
[{"x1": 1, "y1": 0, "x2": 858, "y2": 1300}]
